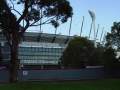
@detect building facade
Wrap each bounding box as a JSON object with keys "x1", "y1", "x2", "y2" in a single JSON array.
[{"x1": 0, "y1": 32, "x2": 72, "y2": 68}]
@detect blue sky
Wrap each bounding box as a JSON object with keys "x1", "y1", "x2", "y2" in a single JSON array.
[
  {"x1": 11, "y1": 0, "x2": 120, "y2": 42},
  {"x1": 66, "y1": 0, "x2": 120, "y2": 41},
  {"x1": 31, "y1": 0, "x2": 120, "y2": 41}
]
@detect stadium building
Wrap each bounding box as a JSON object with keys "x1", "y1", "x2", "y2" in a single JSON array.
[{"x1": 0, "y1": 32, "x2": 73, "y2": 69}]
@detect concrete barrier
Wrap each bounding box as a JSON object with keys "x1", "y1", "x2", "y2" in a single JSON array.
[
  {"x1": 0, "y1": 68, "x2": 105, "y2": 82},
  {"x1": 18, "y1": 68, "x2": 104, "y2": 81}
]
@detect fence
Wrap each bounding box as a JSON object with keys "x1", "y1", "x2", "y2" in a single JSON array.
[
  {"x1": 0, "y1": 68, "x2": 104, "y2": 82},
  {"x1": 0, "y1": 70, "x2": 9, "y2": 82}
]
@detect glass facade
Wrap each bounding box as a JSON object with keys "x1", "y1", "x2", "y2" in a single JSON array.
[
  {"x1": 0, "y1": 32, "x2": 70, "y2": 66},
  {"x1": 18, "y1": 46, "x2": 64, "y2": 65}
]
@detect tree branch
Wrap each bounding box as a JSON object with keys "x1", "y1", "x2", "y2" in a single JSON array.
[
  {"x1": 29, "y1": 16, "x2": 56, "y2": 27},
  {"x1": 8, "y1": 0, "x2": 22, "y2": 19},
  {"x1": 9, "y1": 0, "x2": 14, "y2": 9},
  {"x1": 17, "y1": 0, "x2": 29, "y2": 24},
  {"x1": 30, "y1": 22, "x2": 51, "y2": 27},
  {"x1": 11, "y1": 9, "x2": 22, "y2": 16},
  {"x1": 19, "y1": 20, "x2": 30, "y2": 35}
]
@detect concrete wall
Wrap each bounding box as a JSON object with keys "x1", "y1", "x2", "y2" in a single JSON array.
[
  {"x1": 0, "y1": 70, "x2": 9, "y2": 82},
  {"x1": 18, "y1": 68, "x2": 104, "y2": 81},
  {"x1": 0, "y1": 68, "x2": 104, "y2": 82}
]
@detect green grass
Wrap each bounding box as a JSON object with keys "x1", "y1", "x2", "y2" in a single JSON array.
[{"x1": 0, "y1": 79, "x2": 120, "y2": 90}]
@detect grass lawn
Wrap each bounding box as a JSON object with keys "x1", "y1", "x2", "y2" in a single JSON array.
[{"x1": 0, "y1": 79, "x2": 120, "y2": 90}]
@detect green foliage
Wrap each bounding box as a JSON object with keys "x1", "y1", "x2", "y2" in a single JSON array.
[
  {"x1": 102, "y1": 47, "x2": 120, "y2": 78},
  {"x1": 87, "y1": 45, "x2": 104, "y2": 66},
  {"x1": 0, "y1": 0, "x2": 17, "y2": 32},
  {"x1": 106, "y1": 22, "x2": 120, "y2": 50},
  {"x1": 0, "y1": 0, "x2": 73, "y2": 82},
  {"x1": 61, "y1": 36, "x2": 103, "y2": 68},
  {"x1": 61, "y1": 36, "x2": 120, "y2": 69},
  {"x1": 103, "y1": 47, "x2": 119, "y2": 70},
  {"x1": 13, "y1": 0, "x2": 73, "y2": 28},
  {"x1": 105, "y1": 22, "x2": 120, "y2": 73},
  {"x1": 0, "y1": 0, "x2": 73, "y2": 33}
]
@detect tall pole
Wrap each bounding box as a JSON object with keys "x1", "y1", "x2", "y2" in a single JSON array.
[
  {"x1": 37, "y1": 7, "x2": 43, "y2": 41},
  {"x1": 88, "y1": 10, "x2": 96, "y2": 41},
  {"x1": 65, "y1": 16, "x2": 73, "y2": 44},
  {"x1": 100, "y1": 27, "x2": 104, "y2": 43},
  {"x1": 80, "y1": 16, "x2": 84, "y2": 36},
  {"x1": 55, "y1": 6, "x2": 58, "y2": 35},
  {"x1": 102, "y1": 31, "x2": 106, "y2": 45},
  {"x1": 55, "y1": 27, "x2": 57, "y2": 35},
  {"x1": 39, "y1": 8, "x2": 42, "y2": 33},
  {"x1": 69, "y1": 17, "x2": 73, "y2": 36},
  {"x1": 88, "y1": 21, "x2": 93, "y2": 39},
  {"x1": 52, "y1": 6, "x2": 58, "y2": 43},
  {"x1": 93, "y1": 20, "x2": 96, "y2": 42},
  {"x1": 95, "y1": 24, "x2": 100, "y2": 41},
  {"x1": 23, "y1": 20, "x2": 25, "y2": 28}
]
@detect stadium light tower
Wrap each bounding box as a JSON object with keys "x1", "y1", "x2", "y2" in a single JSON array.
[
  {"x1": 102, "y1": 31, "x2": 107, "y2": 45},
  {"x1": 100, "y1": 27, "x2": 104, "y2": 43},
  {"x1": 80, "y1": 16, "x2": 85, "y2": 36},
  {"x1": 69, "y1": 17, "x2": 73, "y2": 36},
  {"x1": 65, "y1": 16, "x2": 73, "y2": 44},
  {"x1": 95, "y1": 24, "x2": 100, "y2": 41},
  {"x1": 88, "y1": 10, "x2": 96, "y2": 42}
]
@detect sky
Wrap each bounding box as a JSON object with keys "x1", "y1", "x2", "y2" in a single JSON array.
[
  {"x1": 11, "y1": 0, "x2": 120, "y2": 42},
  {"x1": 66, "y1": 0, "x2": 120, "y2": 41}
]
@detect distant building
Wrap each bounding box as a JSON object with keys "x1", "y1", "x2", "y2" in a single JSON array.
[{"x1": 0, "y1": 32, "x2": 73, "y2": 68}]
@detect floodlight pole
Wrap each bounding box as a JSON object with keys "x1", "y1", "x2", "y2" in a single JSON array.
[
  {"x1": 88, "y1": 10, "x2": 96, "y2": 46},
  {"x1": 100, "y1": 27, "x2": 104, "y2": 43},
  {"x1": 39, "y1": 9, "x2": 42, "y2": 33},
  {"x1": 65, "y1": 16, "x2": 73, "y2": 44},
  {"x1": 95, "y1": 24, "x2": 100, "y2": 41},
  {"x1": 69, "y1": 17, "x2": 73, "y2": 36},
  {"x1": 37, "y1": 7, "x2": 43, "y2": 41},
  {"x1": 80, "y1": 16, "x2": 85, "y2": 37},
  {"x1": 88, "y1": 21, "x2": 93, "y2": 39},
  {"x1": 23, "y1": 20, "x2": 25, "y2": 28},
  {"x1": 93, "y1": 20, "x2": 96, "y2": 43},
  {"x1": 102, "y1": 31, "x2": 106, "y2": 45},
  {"x1": 52, "y1": 7, "x2": 58, "y2": 43}
]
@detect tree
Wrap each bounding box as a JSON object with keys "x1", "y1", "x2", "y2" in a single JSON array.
[
  {"x1": 61, "y1": 37, "x2": 105, "y2": 68},
  {"x1": 102, "y1": 47, "x2": 120, "y2": 77},
  {"x1": 103, "y1": 48, "x2": 117, "y2": 69},
  {"x1": 87, "y1": 43, "x2": 104, "y2": 66},
  {"x1": 0, "y1": 44, "x2": 3, "y2": 65},
  {"x1": 105, "y1": 22, "x2": 120, "y2": 77},
  {"x1": 106, "y1": 22, "x2": 120, "y2": 50},
  {"x1": 0, "y1": 0, "x2": 73, "y2": 82},
  {"x1": 61, "y1": 36, "x2": 98, "y2": 68}
]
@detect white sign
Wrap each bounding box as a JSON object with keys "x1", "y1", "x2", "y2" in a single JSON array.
[{"x1": 23, "y1": 71, "x2": 28, "y2": 76}]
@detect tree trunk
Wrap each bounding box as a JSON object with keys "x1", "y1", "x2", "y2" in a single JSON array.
[
  {"x1": 0, "y1": 44, "x2": 2, "y2": 65},
  {"x1": 9, "y1": 44, "x2": 18, "y2": 82},
  {"x1": 9, "y1": 32, "x2": 19, "y2": 83}
]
